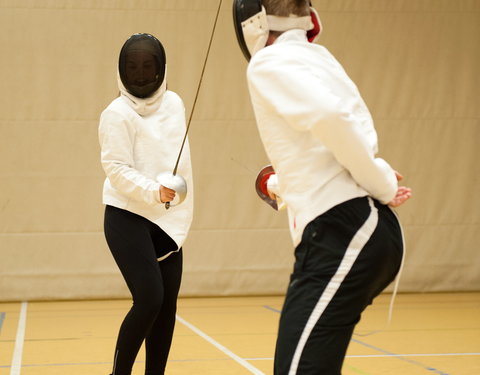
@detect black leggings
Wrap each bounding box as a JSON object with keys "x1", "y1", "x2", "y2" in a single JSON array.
[{"x1": 104, "y1": 205, "x2": 182, "y2": 375}]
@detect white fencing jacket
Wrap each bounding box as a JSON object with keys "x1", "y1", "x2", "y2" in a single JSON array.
[
  {"x1": 247, "y1": 29, "x2": 397, "y2": 246},
  {"x1": 99, "y1": 76, "x2": 193, "y2": 249}
]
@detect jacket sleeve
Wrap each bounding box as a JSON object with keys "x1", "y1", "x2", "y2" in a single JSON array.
[
  {"x1": 98, "y1": 109, "x2": 161, "y2": 205},
  {"x1": 247, "y1": 54, "x2": 397, "y2": 204}
]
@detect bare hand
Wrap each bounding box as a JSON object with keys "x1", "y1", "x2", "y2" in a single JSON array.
[
  {"x1": 388, "y1": 170, "x2": 412, "y2": 207},
  {"x1": 388, "y1": 186, "x2": 412, "y2": 207},
  {"x1": 160, "y1": 186, "x2": 176, "y2": 203}
]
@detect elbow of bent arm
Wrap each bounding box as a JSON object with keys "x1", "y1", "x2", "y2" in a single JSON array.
[{"x1": 362, "y1": 159, "x2": 398, "y2": 204}]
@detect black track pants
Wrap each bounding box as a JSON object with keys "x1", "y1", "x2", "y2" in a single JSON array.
[
  {"x1": 104, "y1": 205, "x2": 182, "y2": 375},
  {"x1": 274, "y1": 197, "x2": 403, "y2": 375}
]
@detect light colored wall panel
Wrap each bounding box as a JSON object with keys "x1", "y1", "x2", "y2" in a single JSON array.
[
  {"x1": 0, "y1": 233, "x2": 123, "y2": 300},
  {"x1": 0, "y1": 0, "x2": 479, "y2": 301}
]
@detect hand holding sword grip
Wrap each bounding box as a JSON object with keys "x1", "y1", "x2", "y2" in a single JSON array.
[
  {"x1": 160, "y1": 184, "x2": 176, "y2": 206},
  {"x1": 255, "y1": 165, "x2": 286, "y2": 211},
  {"x1": 158, "y1": 172, "x2": 187, "y2": 209}
]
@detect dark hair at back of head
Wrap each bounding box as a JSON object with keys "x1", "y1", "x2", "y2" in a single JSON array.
[{"x1": 262, "y1": 0, "x2": 310, "y2": 17}]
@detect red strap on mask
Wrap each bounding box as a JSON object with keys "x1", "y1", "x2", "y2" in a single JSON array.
[{"x1": 307, "y1": 8, "x2": 321, "y2": 43}]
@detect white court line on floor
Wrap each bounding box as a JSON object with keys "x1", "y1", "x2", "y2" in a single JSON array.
[
  {"x1": 176, "y1": 314, "x2": 265, "y2": 375},
  {"x1": 346, "y1": 352, "x2": 480, "y2": 358},
  {"x1": 244, "y1": 352, "x2": 480, "y2": 361},
  {"x1": 10, "y1": 301, "x2": 28, "y2": 375}
]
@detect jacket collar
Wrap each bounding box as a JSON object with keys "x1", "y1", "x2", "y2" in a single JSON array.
[
  {"x1": 274, "y1": 29, "x2": 308, "y2": 44},
  {"x1": 117, "y1": 69, "x2": 167, "y2": 116}
]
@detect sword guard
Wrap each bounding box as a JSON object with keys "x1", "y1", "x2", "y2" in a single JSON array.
[
  {"x1": 255, "y1": 165, "x2": 278, "y2": 210},
  {"x1": 157, "y1": 172, "x2": 187, "y2": 208}
]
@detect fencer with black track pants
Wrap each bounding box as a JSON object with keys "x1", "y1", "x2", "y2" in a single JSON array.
[
  {"x1": 99, "y1": 33, "x2": 193, "y2": 375},
  {"x1": 246, "y1": 29, "x2": 404, "y2": 375}
]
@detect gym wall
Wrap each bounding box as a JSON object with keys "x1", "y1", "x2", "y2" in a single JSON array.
[{"x1": 0, "y1": 0, "x2": 479, "y2": 301}]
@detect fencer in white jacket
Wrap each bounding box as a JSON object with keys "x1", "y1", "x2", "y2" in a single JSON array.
[
  {"x1": 247, "y1": 28, "x2": 397, "y2": 247},
  {"x1": 233, "y1": 1, "x2": 411, "y2": 374},
  {"x1": 98, "y1": 33, "x2": 192, "y2": 375},
  {"x1": 99, "y1": 73, "x2": 193, "y2": 251}
]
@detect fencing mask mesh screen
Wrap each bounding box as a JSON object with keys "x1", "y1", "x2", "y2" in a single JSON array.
[{"x1": 119, "y1": 33, "x2": 166, "y2": 98}]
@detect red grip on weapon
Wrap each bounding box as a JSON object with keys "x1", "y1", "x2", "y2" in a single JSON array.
[{"x1": 258, "y1": 171, "x2": 275, "y2": 197}]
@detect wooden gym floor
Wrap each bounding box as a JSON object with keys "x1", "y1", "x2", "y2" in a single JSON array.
[{"x1": 0, "y1": 292, "x2": 478, "y2": 375}]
